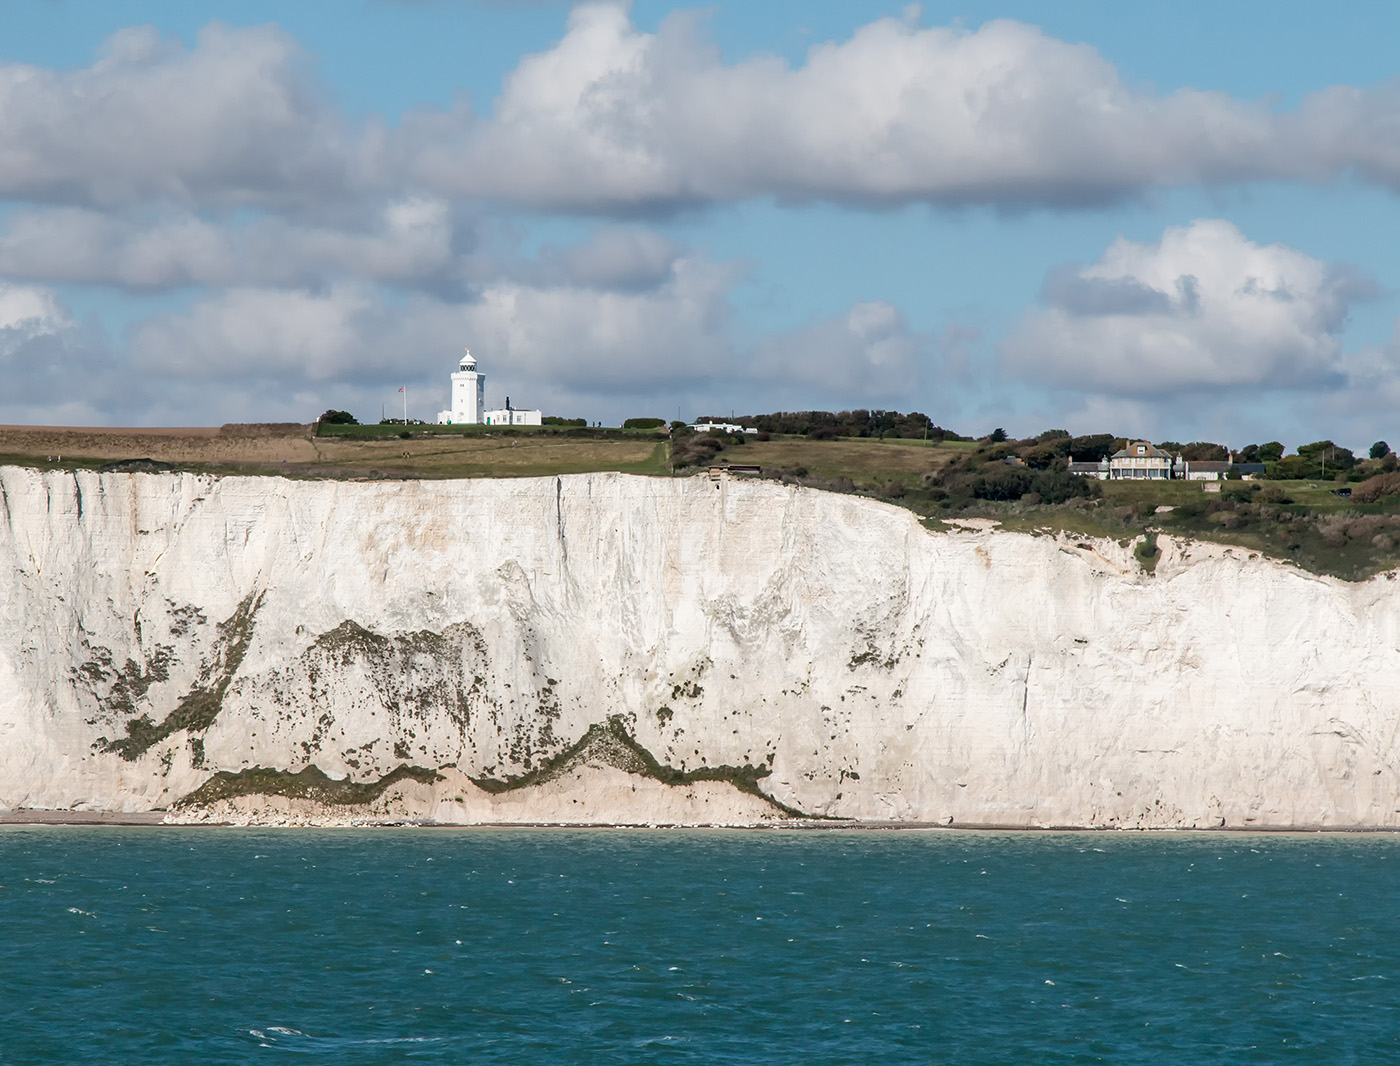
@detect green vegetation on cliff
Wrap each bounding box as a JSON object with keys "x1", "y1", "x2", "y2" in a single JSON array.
[
  {"x1": 471, "y1": 716, "x2": 810, "y2": 818},
  {"x1": 99, "y1": 592, "x2": 263, "y2": 761},
  {"x1": 176, "y1": 763, "x2": 441, "y2": 808}
]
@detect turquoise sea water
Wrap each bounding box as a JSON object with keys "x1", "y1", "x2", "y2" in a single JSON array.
[{"x1": 1, "y1": 829, "x2": 1397, "y2": 1064}]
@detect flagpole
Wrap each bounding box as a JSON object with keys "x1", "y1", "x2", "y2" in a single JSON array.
[{"x1": 403, "y1": 386, "x2": 408, "y2": 426}]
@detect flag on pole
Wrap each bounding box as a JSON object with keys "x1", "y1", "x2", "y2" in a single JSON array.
[{"x1": 398, "y1": 387, "x2": 404, "y2": 393}]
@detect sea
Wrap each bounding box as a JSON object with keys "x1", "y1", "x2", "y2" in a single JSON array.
[{"x1": 1, "y1": 828, "x2": 1396, "y2": 1065}]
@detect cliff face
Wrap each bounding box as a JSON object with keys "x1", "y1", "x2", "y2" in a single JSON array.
[{"x1": 1, "y1": 466, "x2": 1397, "y2": 827}]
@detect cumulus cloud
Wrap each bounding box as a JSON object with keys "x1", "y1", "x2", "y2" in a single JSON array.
[
  {"x1": 7, "y1": 11, "x2": 1400, "y2": 216},
  {"x1": 406, "y1": 5, "x2": 1292, "y2": 211},
  {"x1": 0, "y1": 282, "x2": 70, "y2": 341},
  {"x1": 527, "y1": 226, "x2": 681, "y2": 290},
  {"x1": 0, "y1": 199, "x2": 457, "y2": 289},
  {"x1": 121, "y1": 245, "x2": 932, "y2": 423},
  {"x1": 131, "y1": 284, "x2": 390, "y2": 382},
  {"x1": 128, "y1": 254, "x2": 737, "y2": 396},
  {"x1": 1320, "y1": 321, "x2": 1400, "y2": 418},
  {"x1": 0, "y1": 283, "x2": 120, "y2": 425},
  {"x1": 1001, "y1": 220, "x2": 1359, "y2": 395},
  {"x1": 751, "y1": 301, "x2": 924, "y2": 399},
  {"x1": 0, "y1": 22, "x2": 368, "y2": 208},
  {"x1": 457, "y1": 256, "x2": 737, "y2": 392}
]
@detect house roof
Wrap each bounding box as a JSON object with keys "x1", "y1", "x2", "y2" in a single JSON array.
[
  {"x1": 1186, "y1": 460, "x2": 1232, "y2": 472},
  {"x1": 1110, "y1": 441, "x2": 1173, "y2": 460}
]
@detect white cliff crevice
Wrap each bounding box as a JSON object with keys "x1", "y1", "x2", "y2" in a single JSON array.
[{"x1": 1, "y1": 465, "x2": 1398, "y2": 826}]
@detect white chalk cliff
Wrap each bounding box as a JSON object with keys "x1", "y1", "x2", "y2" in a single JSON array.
[{"x1": 1, "y1": 466, "x2": 1397, "y2": 828}]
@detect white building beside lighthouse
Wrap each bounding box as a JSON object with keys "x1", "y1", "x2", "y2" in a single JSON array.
[
  {"x1": 436, "y1": 348, "x2": 542, "y2": 426},
  {"x1": 483, "y1": 397, "x2": 542, "y2": 426}
]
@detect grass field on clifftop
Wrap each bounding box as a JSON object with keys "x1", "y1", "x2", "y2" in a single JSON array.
[{"x1": 0, "y1": 423, "x2": 670, "y2": 480}]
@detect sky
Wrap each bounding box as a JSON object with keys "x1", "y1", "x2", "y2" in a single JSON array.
[{"x1": 3, "y1": 1, "x2": 1400, "y2": 451}]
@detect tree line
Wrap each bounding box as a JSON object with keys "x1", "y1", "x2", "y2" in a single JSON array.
[{"x1": 694, "y1": 410, "x2": 967, "y2": 441}]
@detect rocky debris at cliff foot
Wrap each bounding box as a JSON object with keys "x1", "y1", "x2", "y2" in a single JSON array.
[{"x1": 1, "y1": 466, "x2": 1398, "y2": 828}]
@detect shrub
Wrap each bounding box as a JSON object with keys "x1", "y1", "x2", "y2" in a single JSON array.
[
  {"x1": 1178, "y1": 441, "x2": 1229, "y2": 461},
  {"x1": 1068, "y1": 434, "x2": 1116, "y2": 462},
  {"x1": 1353, "y1": 472, "x2": 1400, "y2": 503},
  {"x1": 1025, "y1": 442, "x2": 1068, "y2": 469},
  {"x1": 318, "y1": 409, "x2": 358, "y2": 425},
  {"x1": 1344, "y1": 515, "x2": 1387, "y2": 541},
  {"x1": 623, "y1": 417, "x2": 666, "y2": 430},
  {"x1": 1371, "y1": 440, "x2": 1391, "y2": 460},
  {"x1": 1134, "y1": 532, "x2": 1160, "y2": 572},
  {"x1": 1173, "y1": 499, "x2": 1207, "y2": 519},
  {"x1": 1299, "y1": 440, "x2": 1356, "y2": 469},
  {"x1": 672, "y1": 434, "x2": 724, "y2": 468},
  {"x1": 1032, "y1": 469, "x2": 1098, "y2": 504},
  {"x1": 968, "y1": 466, "x2": 1034, "y2": 501}
]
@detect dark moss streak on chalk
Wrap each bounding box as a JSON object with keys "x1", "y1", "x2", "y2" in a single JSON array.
[
  {"x1": 471, "y1": 716, "x2": 814, "y2": 819},
  {"x1": 99, "y1": 591, "x2": 264, "y2": 760},
  {"x1": 176, "y1": 763, "x2": 441, "y2": 807}
]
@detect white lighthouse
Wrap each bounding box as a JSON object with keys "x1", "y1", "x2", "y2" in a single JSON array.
[
  {"x1": 436, "y1": 349, "x2": 485, "y2": 425},
  {"x1": 436, "y1": 348, "x2": 543, "y2": 426}
]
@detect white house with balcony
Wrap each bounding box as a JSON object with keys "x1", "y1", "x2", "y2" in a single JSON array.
[
  {"x1": 1108, "y1": 441, "x2": 1178, "y2": 479},
  {"x1": 1071, "y1": 441, "x2": 1251, "y2": 481}
]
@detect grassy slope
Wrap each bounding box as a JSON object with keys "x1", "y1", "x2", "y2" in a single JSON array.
[
  {"x1": 684, "y1": 435, "x2": 1400, "y2": 580},
  {"x1": 967, "y1": 480, "x2": 1400, "y2": 581},
  {"x1": 725, "y1": 437, "x2": 974, "y2": 485}
]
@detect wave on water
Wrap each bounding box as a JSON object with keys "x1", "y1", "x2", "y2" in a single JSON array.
[{"x1": 247, "y1": 1026, "x2": 448, "y2": 1049}]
